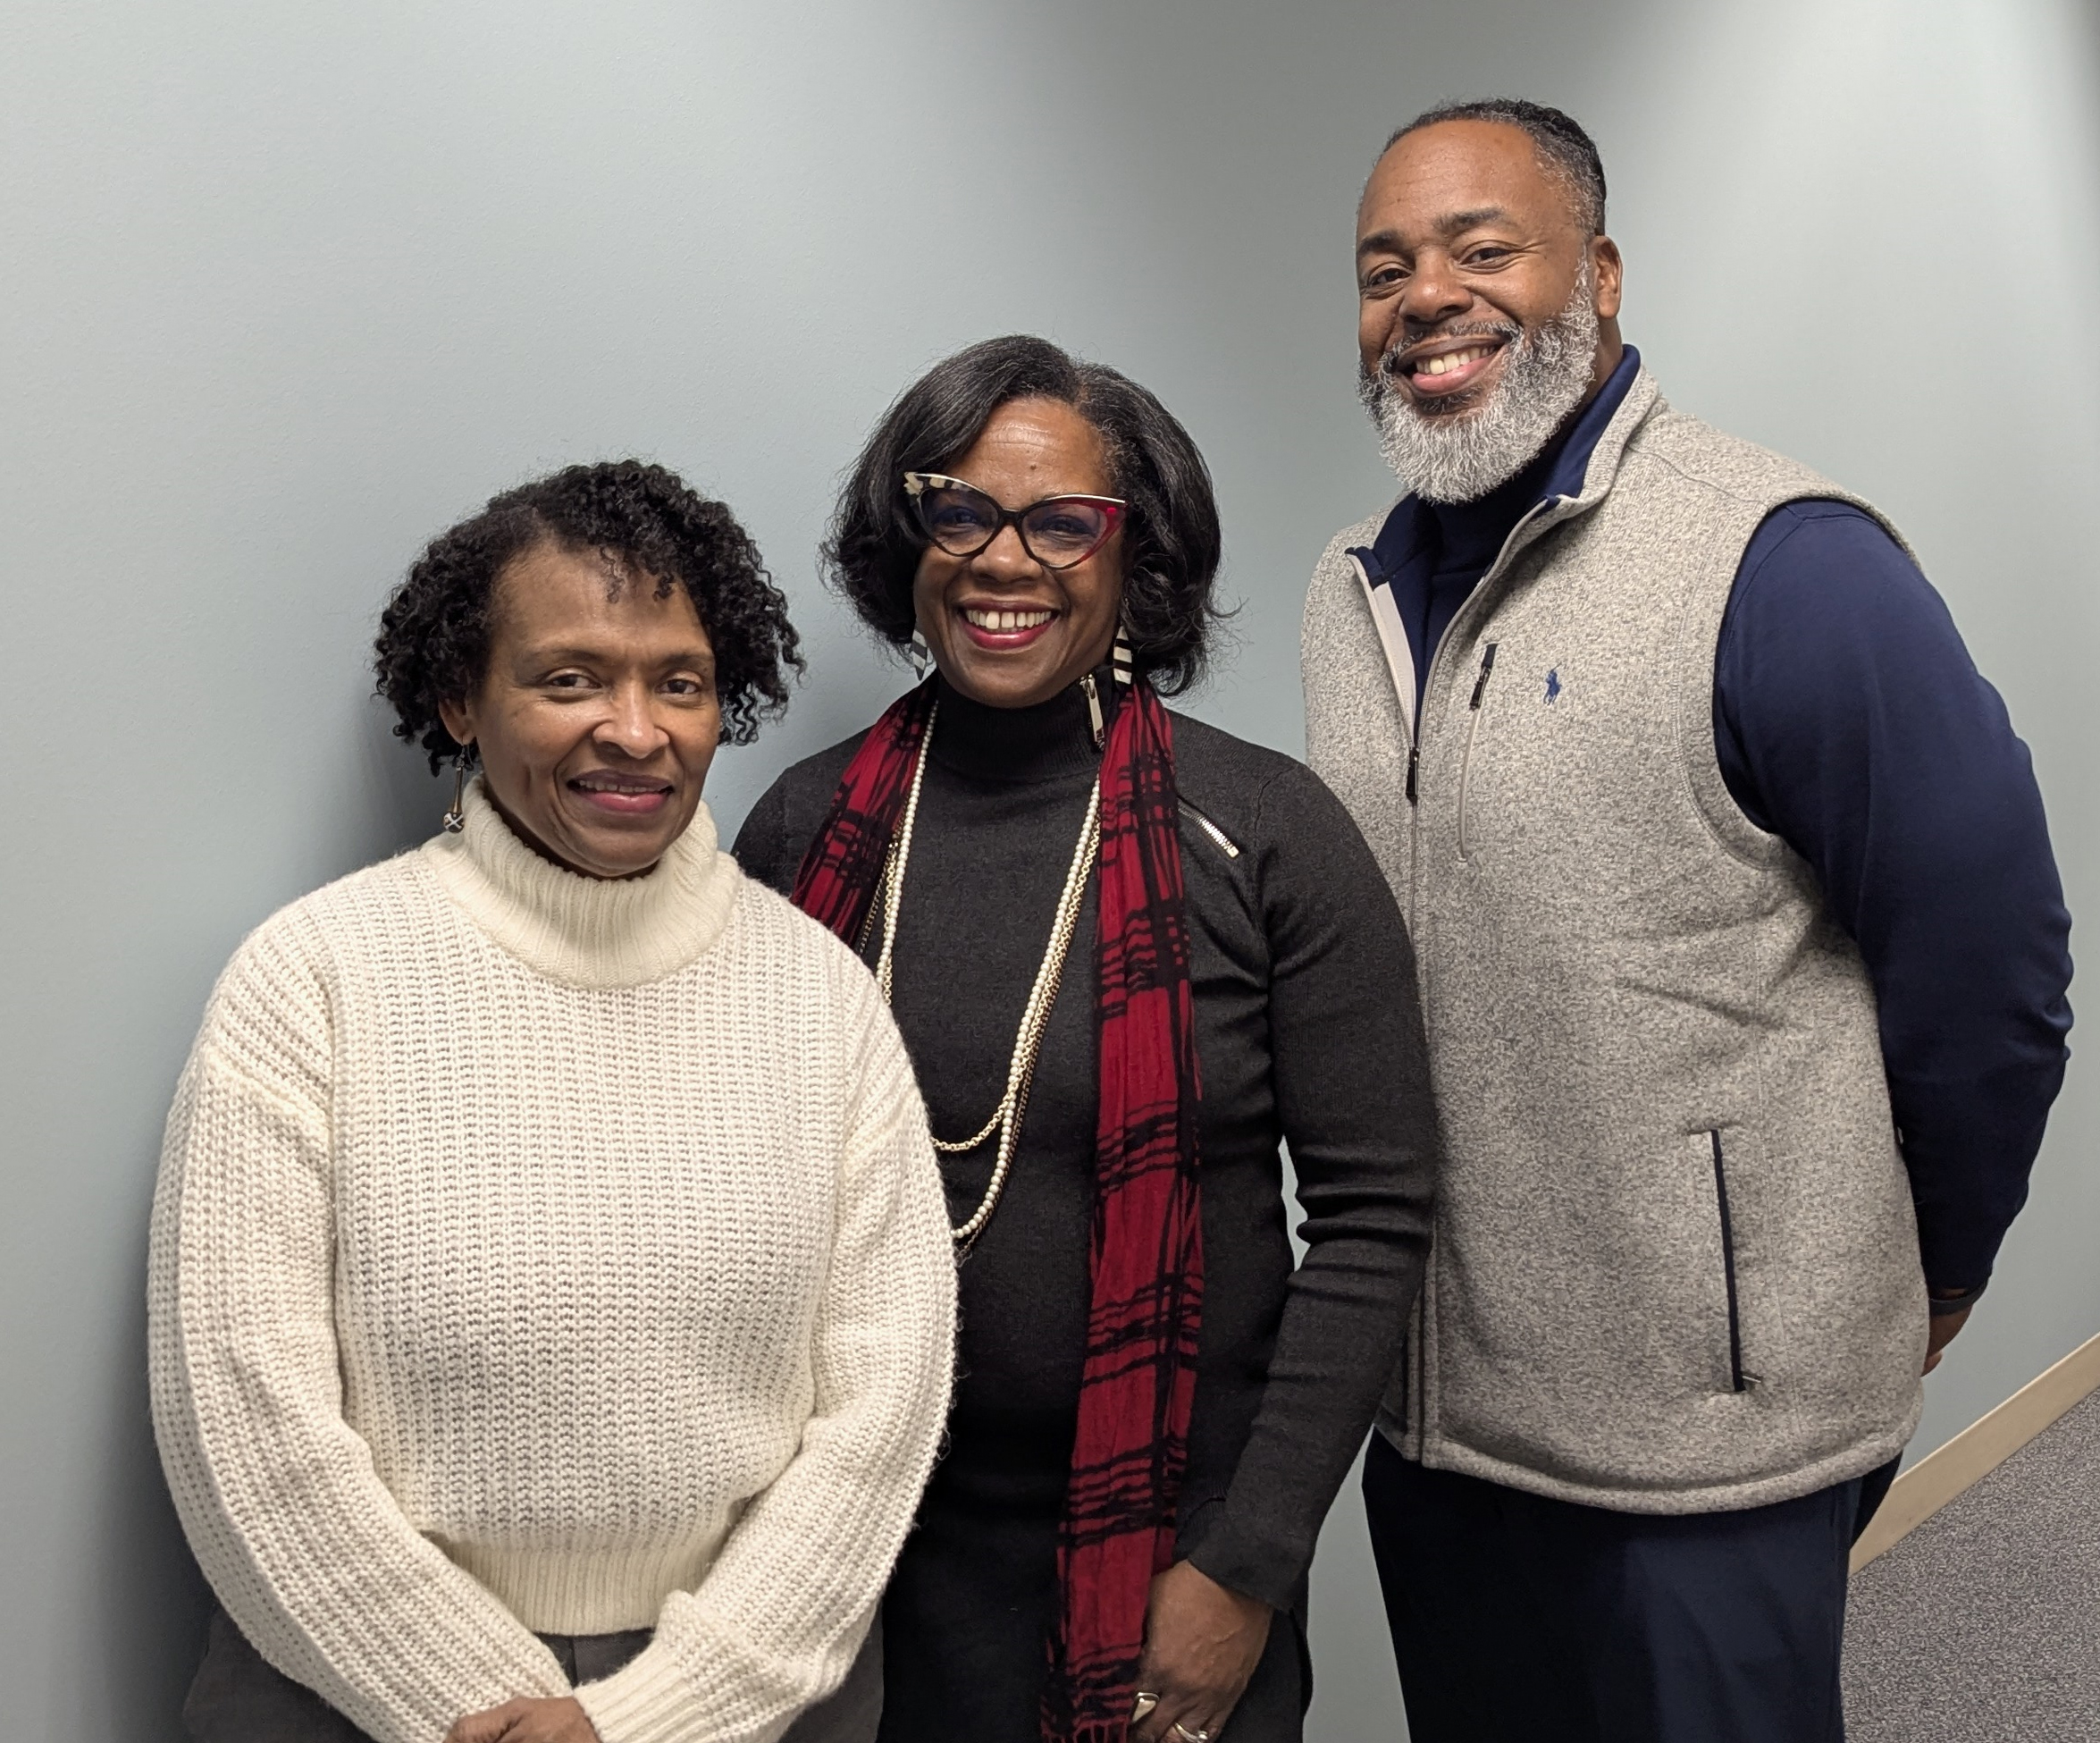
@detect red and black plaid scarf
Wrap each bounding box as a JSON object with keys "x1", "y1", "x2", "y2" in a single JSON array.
[{"x1": 792, "y1": 675, "x2": 1204, "y2": 1743}]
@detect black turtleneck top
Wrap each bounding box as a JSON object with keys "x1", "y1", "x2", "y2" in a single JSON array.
[{"x1": 735, "y1": 676, "x2": 1435, "y2": 1737}]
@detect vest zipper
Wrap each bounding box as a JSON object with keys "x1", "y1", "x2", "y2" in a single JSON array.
[
  {"x1": 1178, "y1": 799, "x2": 1240, "y2": 858},
  {"x1": 1080, "y1": 673, "x2": 1105, "y2": 751},
  {"x1": 1455, "y1": 641, "x2": 1498, "y2": 860},
  {"x1": 1392, "y1": 495, "x2": 1573, "y2": 1448},
  {"x1": 1710, "y1": 1130, "x2": 1748, "y2": 1394}
]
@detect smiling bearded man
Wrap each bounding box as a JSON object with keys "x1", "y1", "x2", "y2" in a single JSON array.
[
  {"x1": 1357, "y1": 257, "x2": 1597, "y2": 506},
  {"x1": 1301, "y1": 98, "x2": 2072, "y2": 1743}
]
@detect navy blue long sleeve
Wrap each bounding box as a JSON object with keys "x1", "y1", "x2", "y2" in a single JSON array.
[{"x1": 1714, "y1": 503, "x2": 2071, "y2": 1290}]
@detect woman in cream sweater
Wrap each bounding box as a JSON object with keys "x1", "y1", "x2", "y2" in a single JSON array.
[{"x1": 149, "y1": 461, "x2": 955, "y2": 1743}]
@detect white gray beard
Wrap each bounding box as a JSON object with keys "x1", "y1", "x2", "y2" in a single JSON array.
[{"x1": 1359, "y1": 271, "x2": 1601, "y2": 504}]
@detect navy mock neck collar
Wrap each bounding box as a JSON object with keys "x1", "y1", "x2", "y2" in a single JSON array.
[
  {"x1": 1354, "y1": 346, "x2": 1643, "y2": 713},
  {"x1": 1369, "y1": 344, "x2": 1643, "y2": 582}
]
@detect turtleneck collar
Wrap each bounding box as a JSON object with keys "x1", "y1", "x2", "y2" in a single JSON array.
[
  {"x1": 420, "y1": 779, "x2": 742, "y2": 988},
  {"x1": 926, "y1": 668, "x2": 1118, "y2": 785},
  {"x1": 1419, "y1": 344, "x2": 1646, "y2": 574}
]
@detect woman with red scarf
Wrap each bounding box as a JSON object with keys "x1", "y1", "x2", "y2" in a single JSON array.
[{"x1": 735, "y1": 336, "x2": 1435, "y2": 1743}]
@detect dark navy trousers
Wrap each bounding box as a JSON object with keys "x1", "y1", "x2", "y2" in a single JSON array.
[{"x1": 1363, "y1": 1432, "x2": 1899, "y2": 1743}]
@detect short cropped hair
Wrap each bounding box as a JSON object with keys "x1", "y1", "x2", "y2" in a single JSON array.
[
  {"x1": 1386, "y1": 97, "x2": 1607, "y2": 235},
  {"x1": 374, "y1": 459, "x2": 802, "y2": 770},
  {"x1": 825, "y1": 334, "x2": 1226, "y2": 696}
]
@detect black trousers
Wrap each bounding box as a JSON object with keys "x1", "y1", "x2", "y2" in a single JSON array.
[
  {"x1": 183, "y1": 1607, "x2": 884, "y2": 1742},
  {"x1": 1363, "y1": 1434, "x2": 1899, "y2": 1743},
  {"x1": 878, "y1": 1494, "x2": 1307, "y2": 1742}
]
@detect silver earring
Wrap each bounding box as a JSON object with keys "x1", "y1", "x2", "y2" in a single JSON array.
[
  {"x1": 910, "y1": 627, "x2": 933, "y2": 678},
  {"x1": 1112, "y1": 619, "x2": 1136, "y2": 687},
  {"x1": 441, "y1": 753, "x2": 469, "y2": 833}
]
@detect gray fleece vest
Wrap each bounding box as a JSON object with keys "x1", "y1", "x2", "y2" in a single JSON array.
[{"x1": 1303, "y1": 369, "x2": 1926, "y2": 1512}]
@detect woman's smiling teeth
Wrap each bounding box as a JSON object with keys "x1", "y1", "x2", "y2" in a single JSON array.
[
  {"x1": 962, "y1": 607, "x2": 1055, "y2": 631},
  {"x1": 568, "y1": 771, "x2": 672, "y2": 809},
  {"x1": 571, "y1": 771, "x2": 668, "y2": 793}
]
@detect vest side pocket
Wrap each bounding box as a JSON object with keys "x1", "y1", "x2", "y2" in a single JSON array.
[{"x1": 1709, "y1": 1129, "x2": 1749, "y2": 1394}]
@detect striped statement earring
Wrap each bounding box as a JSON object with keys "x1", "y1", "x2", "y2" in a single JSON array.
[
  {"x1": 1112, "y1": 617, "x2": 1136, "y2": 686},
  {"x1": 910, "y1": 627, "x2": 934, "y2": 679}
]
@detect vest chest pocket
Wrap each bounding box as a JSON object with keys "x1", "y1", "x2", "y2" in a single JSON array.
[{"x1": 1449, "y1": 644, "x2": 1625, "y2": 868}]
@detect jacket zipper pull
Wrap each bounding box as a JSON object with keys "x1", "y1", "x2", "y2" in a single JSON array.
[
  {"x1": 1080, "y1": 673, "x2": 1105, "y2": 750},
  {"x1": 1406, "y1": 741, "x2": 1419, "y2": 804},
  {"x1": 1469, "y1": 641, "x2": 1499, "y2": 709}
]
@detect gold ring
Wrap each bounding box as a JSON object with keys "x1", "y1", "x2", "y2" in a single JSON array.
[{"x1": 1131, "y1": 1691, "x2": 1161, "y2": 1722}]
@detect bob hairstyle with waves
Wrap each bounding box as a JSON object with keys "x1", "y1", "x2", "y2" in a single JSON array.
[
  {"x1": 825, "y1": 335, "x2": 1227, "y2": 696},
  {"x1": 374, "y1": 459, "x2": 802, "y2": 772}
]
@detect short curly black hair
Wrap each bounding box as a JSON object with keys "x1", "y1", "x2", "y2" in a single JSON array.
[
  {"x1": 824, "y1": 335, "x2": 1226, "y2": 696},
  {"x1": 374, "y1": 460, "x2": 802, "y2": 771}
]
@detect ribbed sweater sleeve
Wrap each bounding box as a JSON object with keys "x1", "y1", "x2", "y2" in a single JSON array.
[
  {"x1": 575, "y1": 951, "x2": 956, "y2": 1743},
  {"x1": 147, "y1": 913, "x2": 571, "y2": 1743},
  {"x1": 1181, "y1": 764, "x2": 1436, "y2": 1609}
]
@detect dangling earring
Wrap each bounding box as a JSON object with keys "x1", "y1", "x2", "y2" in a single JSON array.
[
  {"x1": 910, "y1": 627, "x2": 933, "y2": 679},
  {"x1": 1112, "y1": 617, "x2": 1136, "y2": 687},
  {"x1": 442, "y1": 750, "x2": 471, "y2": 833}
]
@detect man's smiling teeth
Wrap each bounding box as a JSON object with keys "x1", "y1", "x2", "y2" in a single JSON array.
[
  {"x1": 1415, "y1": 344, "x2": 1497, "y2": 376},
  {"x1": 963, "y1": 607, "x2": 1055, "y2": 631}
]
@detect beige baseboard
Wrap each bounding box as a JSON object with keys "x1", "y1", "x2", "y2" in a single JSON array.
[{"x1": 1852, "y1": 1328, "x2": 2100, "y2": 1571}]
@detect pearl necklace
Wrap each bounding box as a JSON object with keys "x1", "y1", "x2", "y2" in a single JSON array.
[{"x1": 873, "y1": 696, "x2": 1102, "y2": 1246}]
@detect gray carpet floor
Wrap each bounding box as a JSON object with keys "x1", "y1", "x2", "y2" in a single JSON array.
[{"x1": 1844, "y1": 1386, "x2": 2100, "y2": 1741}]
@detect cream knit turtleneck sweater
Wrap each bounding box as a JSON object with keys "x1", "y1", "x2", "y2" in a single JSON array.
[{"x1": 148, "y1": 785, "x2": 954, "y2": 1743}]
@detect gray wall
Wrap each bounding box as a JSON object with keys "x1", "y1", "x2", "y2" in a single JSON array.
[{"x1": 2, "y1": 1, "x2": 2093, "y2": 1737}]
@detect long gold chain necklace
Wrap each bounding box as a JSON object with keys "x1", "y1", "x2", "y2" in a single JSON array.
[{"x1": 873, "y1": 698, "x2": 1102, "y2": 1245}]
